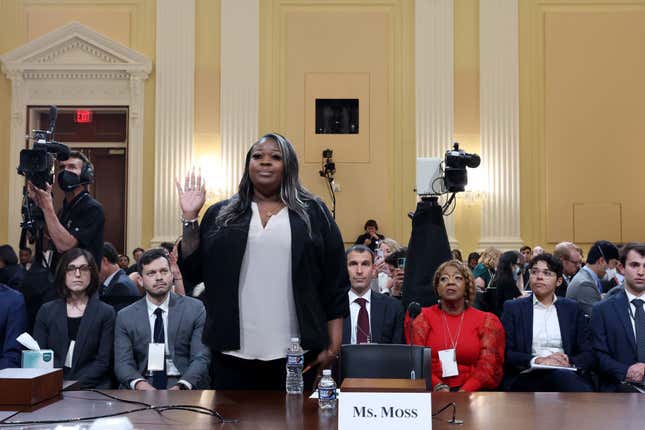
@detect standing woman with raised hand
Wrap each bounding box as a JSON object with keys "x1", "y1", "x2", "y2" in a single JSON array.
[{"x1": 177, "y1": 133, "x2": 349, "y2": 390}]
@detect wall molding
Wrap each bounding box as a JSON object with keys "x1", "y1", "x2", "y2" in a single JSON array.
[{"x1": 0, "y1": 21, "x2": 151, "y2": 253}]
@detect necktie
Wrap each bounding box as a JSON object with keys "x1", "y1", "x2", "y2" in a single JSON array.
[
  {"x1": 152, "y1": 308, "x2": 167, "y2": 389},
  {"x1": 355, "y1": 297, "x2": 370, "y2": 344},
  {"x1": 632, "y1": 298, "x2": 645, "y2": 363}
]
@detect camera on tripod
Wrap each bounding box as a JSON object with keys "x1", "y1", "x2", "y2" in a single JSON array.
[
  {"x1": 17, "y1": 106, "x2": 71, "y2": 252},
  {"x1": 416, "y1": 143, "x2": 480, "y2": 197},
  {"x1": 17, "y1": 106, "x2": 70, "y2": 190}
]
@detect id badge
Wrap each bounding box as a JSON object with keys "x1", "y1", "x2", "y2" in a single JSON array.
[
  {"x1": 438, "y1": 348, "x2": 459, "y2": 377},
  {"x1": 147, "y1": 343, "x2": 165, "y2": 371}
]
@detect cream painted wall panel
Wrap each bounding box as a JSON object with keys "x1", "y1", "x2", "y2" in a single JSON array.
[
  {"x1": 544, "y1": 10, "x2": 645, "y2": 244},
  {"x1": 25, "y1": 7, "x2": 132, "y2": 46},
  {"x1": 284, "y1": 10, "x2": 392, "y2": 242}
]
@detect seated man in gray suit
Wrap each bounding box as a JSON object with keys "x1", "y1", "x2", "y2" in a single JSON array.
[
  {"x1": 566, "y1": 240, "x2": 619, "y2": 316},
  {"x1": 114, "y1": 248, "x2": 209, "y2": 390},
  {"x1": 343, "y1": 245, "x2": 404, "y2": 344}
]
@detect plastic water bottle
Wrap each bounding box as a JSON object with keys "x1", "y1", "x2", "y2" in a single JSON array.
[
  {"x1": 318, "y1": 369, "x2": 337, "y2": 410},
  {"x1": 285, "y1": 337, "x2": 304, "y2": 394}
]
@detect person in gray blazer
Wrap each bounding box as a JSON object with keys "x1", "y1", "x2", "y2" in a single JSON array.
[
  {"x1": 33, "y1": 248, "x2": 115, "y2": 389},
  {"x1": 566, "y1": 240, "x2": 619, "y2": 316},
  {"x1": 114, "y1": 248, "x2": 209, "y2": 390}
]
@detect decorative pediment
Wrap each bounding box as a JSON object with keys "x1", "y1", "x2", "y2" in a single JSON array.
[{"x1": 0, "y1": 21, "x2": 151, "y2": 77}]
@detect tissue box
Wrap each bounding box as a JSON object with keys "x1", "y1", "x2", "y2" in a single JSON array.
[{"x1": 22, "y1": 349, "x2": 55, "y2": 369}]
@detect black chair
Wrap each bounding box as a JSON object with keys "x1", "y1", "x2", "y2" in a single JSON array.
[{"x1": 339, "y1": 344, "x2": 432, "y2": 391}]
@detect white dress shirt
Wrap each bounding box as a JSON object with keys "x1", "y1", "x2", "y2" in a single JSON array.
[
  {"x1": 625, "y1": 289, "x2": 645, "y2": 339},
  {"x1": 130, "y1": 294, "x2": 191, "y2": 389},
  {"x1": 102, "y1": 267, "x2": 119, "y2": 289},
  {"x1": 531, "y1": 295, "x2": 564, "y2": 362},
  {"x1": 348, "y1": 289, "x2": 372, "y2": 344},
  {"x1": 223, "y1": 202, "x2": 299, "y2": 360}
]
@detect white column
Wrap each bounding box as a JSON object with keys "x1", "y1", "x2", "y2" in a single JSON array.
[
  {"x1": 478, "y1": 0, "x2": 523, "y2": 250},
  {"x1": 6, "y1": 72, "x2": 27, "y2": 249},
  {"x1": 126, "y1": 72, "x2": 146, "y2": 254},
  {"x1": 220, "y1": 0, "x2": 259, "y2": 198},
  {"x1": 415, "y1": 0, "x2": 457, "y2": 247},
  {"x1": 152, "y1": 0, "x2": 196, "y2": 245}
]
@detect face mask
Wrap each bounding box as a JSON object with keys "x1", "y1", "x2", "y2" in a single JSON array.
[
  {"x1": 604, "y1": 268, "x2": 617, "y2": 281},
  {"x1": 513, "y1": 266, "x2": 521, "y2": 281},
  {"x1": 57, "y1": 170, "x2": 81, "y2": 192}
]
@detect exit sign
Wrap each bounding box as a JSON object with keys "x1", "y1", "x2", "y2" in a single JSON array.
[{"x1": 75, "y1": 110, "x2": 93, "y2": 123}]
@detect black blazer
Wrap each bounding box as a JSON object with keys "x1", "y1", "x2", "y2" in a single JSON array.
[
  {"x1": 501, "y1": 296, "x2": 593, "y2": 381},
  {"x1": 342, "y1": 291, "x2": 405, "y2": 344},
  {"x1": 33, "y1": 294, "x2": 115, "y2": 388},
  {"x1": 179, "y1": 198, "x2": 349, "y2": 352},
  {"x1": 100, "y1": 269, "x2": 140, "y2": 312}
]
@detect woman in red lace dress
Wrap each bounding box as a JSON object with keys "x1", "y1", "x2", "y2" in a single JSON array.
[{"x1": 406, "y1": 260, "x2": 505, "y2": 392}]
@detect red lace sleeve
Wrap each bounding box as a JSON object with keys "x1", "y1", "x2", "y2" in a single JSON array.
[
  {"x1": 461, "y1": 312, "x2": 505, "y2": 392},
  {"x1": 404, "y1": 309, "x2": 432, "y2": 345}
]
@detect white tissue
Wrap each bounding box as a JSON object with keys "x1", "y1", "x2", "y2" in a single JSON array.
[{"x1": 16, "y1": 332, "x2": 40, "y2": 350}]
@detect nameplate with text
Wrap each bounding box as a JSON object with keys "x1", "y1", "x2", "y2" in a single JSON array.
[{"x1": 338, "y1": 392, "x2": 432, "y2": 430}]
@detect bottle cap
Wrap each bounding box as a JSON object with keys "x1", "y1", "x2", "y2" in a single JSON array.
[
  {"x1": 290, "y1": 337, "x2": 300, "y2": 343},
  {"x1": 322, "y1": 369, "x2": 332, "y2": 376}
]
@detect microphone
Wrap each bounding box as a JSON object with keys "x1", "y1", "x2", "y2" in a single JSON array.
[{"x1": 407, "y1": 301, "x2": 422, "y2": 379}]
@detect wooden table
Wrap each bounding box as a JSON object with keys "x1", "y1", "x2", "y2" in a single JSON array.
[{"x1": 1, "y1": 390, "x2": 644, "y2": 429}]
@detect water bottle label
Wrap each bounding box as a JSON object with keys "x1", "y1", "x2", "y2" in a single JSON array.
[
  {"x1": 287, "y1": 353, "x2": 303, "y2": 366},
  {"x1": 319, "y1": 387, "x2": 336, "y2": 401}
]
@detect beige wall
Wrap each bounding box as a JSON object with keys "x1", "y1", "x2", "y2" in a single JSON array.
[
  {"x1": 4, "y1": 0, "x2": 645, "y2": 255},
  {"x1": 520, "y1": 0, "x2": 645, "y2": 252},
  {"x1": 260, "y1": 0, "x2": 416, "y2": 245}
]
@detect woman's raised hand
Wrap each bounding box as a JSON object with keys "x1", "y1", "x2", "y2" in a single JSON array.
[{"x1": 176, "y1": 168, "x2": 206, "y2": 219}]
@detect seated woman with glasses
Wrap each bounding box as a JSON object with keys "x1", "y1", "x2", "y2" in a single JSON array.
[
  {"x1": 501, "y1": 253, "x2": 594, "y2": 392},
  {"x1": 33, "y1": 248, "x2": 115, "y2": 388},
  {"x1": 407, "y1": 260, "x2": 505, "y2": 392}
]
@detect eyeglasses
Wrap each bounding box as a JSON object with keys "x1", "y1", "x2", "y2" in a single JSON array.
[
  {"x1": 529, "y1": 269, "x2": 556, "y2": 278},
  {"x1": 65, "y1": 264, "x2": 91, "y2": 275}
]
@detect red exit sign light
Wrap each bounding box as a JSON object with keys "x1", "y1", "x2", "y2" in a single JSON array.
[{"x1": 75, "y1": 110, "x2": 93, "y2": 123}]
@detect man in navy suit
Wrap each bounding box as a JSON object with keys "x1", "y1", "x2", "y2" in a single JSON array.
[
  {"x1": 99, "y1": 242, "x2": 140, "y2": 310},
  {"x1": 501, "y1": 253, "x2": 594, "y2": 391},
  {"x1": 0, "y1": 284, "x2": 27, "y2": 369},
  {"x1": 592, "y1": 242, "x2": 645, "y2": 392},
  {"x1": 342, "y1": 245, "x2": 404, "y2": 344}
]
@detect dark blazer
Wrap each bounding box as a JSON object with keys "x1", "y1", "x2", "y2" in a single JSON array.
[
  {"x1": 342, "y1": 291, "x2": 405, "y2": 344},
  {"x1": 0, "y1": 284, "x2": 27, "y2": 369},
  {"x1": 100, "y1": 269, "x2": 140, "y2": 312},
  {"x1": 501, "y1": 296, "x2": 594, "y2": 379},
  {"x1": 179, "y1": 198, "x2": 349, "y2": 352},
  {"x1": 33, "y1": 295, "x2": 115, "y2": 388},
  {"x1": 114, "y1": 293, "x2": 210, "y2": 389},
  {"x1": 101, "y1": 269, "x2": 139, "y2": 298},
  {"x1": 590, "y1": 290, "x2": 639, "y2": 391},
  {"x1": 0, "y1": 265, "x2": 26, "y2": 290}
]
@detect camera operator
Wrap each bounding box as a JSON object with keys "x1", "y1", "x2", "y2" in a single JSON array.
[{"x1": 27, "y1": 151, "x2": 105, "y2": 271}]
